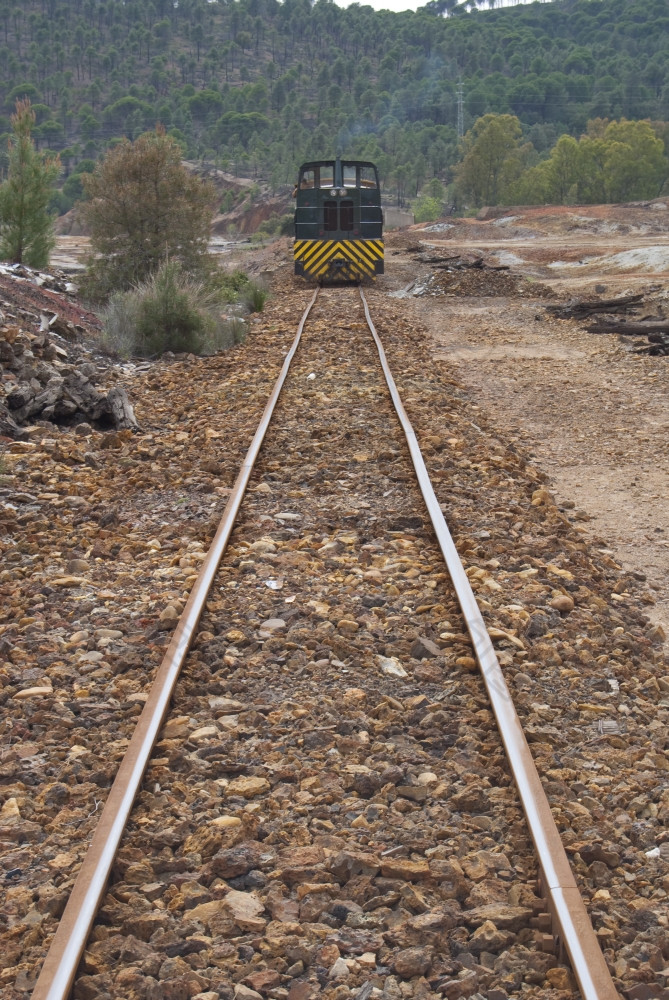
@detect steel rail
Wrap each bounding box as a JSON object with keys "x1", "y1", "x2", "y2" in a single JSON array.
[
  {"x1": 31, "y1": 288, "x2": 320, "y2": 1000},
  {"x1": 358, "y1": 287, "x2": 618, "y2": 1000}
]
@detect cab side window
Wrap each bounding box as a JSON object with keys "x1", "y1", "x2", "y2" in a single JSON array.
[{"x1": 360, "y1": 166, "x2": 377, "y2": 189}]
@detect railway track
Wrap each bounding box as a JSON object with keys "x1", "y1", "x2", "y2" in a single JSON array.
[{"x1": 22, "y1": 285, "x2": 626, "y2": 1000}]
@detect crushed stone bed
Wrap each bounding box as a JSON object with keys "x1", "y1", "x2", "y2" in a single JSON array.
[{"x1": 1, "y1": 279, "x2": 667, "y2": 1000}]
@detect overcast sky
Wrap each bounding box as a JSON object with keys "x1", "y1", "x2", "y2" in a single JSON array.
[
  {"x1": 332, "y1": 0, "x2": 542, "y2": 13},
  {"x1": 331, "y1": 0, "x2": 424, "y2": 10},
  {"x1": 333, "y1": 0, "x2": 424, "y2": 10}
]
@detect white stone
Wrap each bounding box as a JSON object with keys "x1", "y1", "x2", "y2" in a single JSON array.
[{"x1": 376, "y1": 655, "x2": 408, "y2": 678}]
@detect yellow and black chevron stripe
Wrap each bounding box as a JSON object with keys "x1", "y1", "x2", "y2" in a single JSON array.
[{"x1": 294, "y1": 239, "x2": 384, "y2": 281}]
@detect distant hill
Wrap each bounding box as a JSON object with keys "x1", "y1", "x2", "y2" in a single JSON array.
[{"x1": 0, "y1": 0, "x2": 667, "y2": 210}]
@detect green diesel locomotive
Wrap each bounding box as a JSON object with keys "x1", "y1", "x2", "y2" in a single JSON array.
[{"x1": 294, "y1": 157, "x2": 384, "y2": 282}]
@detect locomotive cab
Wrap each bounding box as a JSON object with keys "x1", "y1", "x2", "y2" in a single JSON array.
[{"x1": 294, "y1": 158, "x2": 384, "y2": 281}]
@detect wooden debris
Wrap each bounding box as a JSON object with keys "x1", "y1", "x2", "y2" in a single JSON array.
[
  {"x1": 546, "y1": 292, "x2": 669, "y2": 354},
  {"x1": 585, "y1": 319, "x2": 669, "y2": 336},
  {"x1": 105, "y1": 386, "x2": 141, "y2": 431},
  {"x1": 417, "y1": 251, "x2": 509, "y2": 271},
  {"x1": 581, "y1": 318, "x2": 669, "y2": 354},
  {"x1": 546, "y1": 293, "x2": 643, "y2": 319}
]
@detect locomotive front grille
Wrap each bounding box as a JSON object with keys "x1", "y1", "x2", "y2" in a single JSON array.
[{"x1": 294, "y1": 238, "x2": 384, "y2": 280}]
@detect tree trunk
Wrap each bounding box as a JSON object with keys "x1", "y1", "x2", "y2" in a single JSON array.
[
  {"x1": 546, "y1": 294, "x2": 643, "y2": 319},
  {"x1": 586, "y1": 320, "x2": 669, "y2": 336},
  {"x1": 105, "y1": 385, "x2": 141, "y2": 431}
]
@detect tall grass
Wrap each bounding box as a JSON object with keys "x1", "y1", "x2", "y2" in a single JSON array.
[{"x1": 244, "y1": 280, "x2": 268, "y2": 313}]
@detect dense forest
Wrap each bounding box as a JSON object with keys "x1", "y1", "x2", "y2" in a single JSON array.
[{"x1": 0, "y1": 0, "x2": 668, "y2": 212}]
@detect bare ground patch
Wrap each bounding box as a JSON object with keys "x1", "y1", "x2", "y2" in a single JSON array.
[{"x1": 380, "y1": 205, "x2": 669, "y2": 638}]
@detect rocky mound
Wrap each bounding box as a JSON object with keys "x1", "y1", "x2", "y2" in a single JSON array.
[{"x1": 0, "y1": 265, "x2": 138, "y2": 440}]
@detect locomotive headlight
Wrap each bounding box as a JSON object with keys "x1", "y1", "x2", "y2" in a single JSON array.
[
  {"x1": 330, "y1": 188, "x2": 338, "y2": 197},
  {"x1": 339, "y1": 188, "x2": 347, "y2": 196}
]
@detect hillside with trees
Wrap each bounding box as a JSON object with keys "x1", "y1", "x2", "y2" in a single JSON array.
[{"x1": 0, "y1": 0, "x2": 668, "y2": 215}]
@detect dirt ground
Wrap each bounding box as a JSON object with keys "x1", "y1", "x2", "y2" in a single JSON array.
[
  {"x1": 50, "y1": 202, "x2": 669, "y2": 642},
  {"x1": 377, "y1": 203, "x2": 669, "y2": 639}
]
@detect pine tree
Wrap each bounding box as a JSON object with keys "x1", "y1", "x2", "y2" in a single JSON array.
[
  {"x1": 79, "y1": 126, "x2": 217, "y2": 301},
  {"x1": 0, "y1": 99, "x2": 60, "y2": 269}
]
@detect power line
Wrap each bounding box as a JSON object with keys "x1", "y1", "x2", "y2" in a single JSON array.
[{"x1": 456, "y1": 79, "x2": 464, "y2": 137}]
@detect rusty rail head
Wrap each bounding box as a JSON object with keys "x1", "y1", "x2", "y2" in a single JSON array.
[
  {"x1": 358, "y1": 287, "x2": 619, "y2": 1000},
  {"x1": 31, "y1": 288, "x2": 319, "y2": 1000}
]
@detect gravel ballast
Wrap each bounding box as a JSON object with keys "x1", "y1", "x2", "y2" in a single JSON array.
[{"x1": 1, "y1": 276, "x2": 667, "y2": 1000}]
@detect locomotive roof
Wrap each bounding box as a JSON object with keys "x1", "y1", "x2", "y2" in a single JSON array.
[{"x1": 298, "y1": 159, "x2": 378, "y2": 169}]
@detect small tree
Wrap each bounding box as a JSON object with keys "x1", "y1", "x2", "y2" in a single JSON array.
[
  {"x1": 0, "y1": 99, "x2": 60, "y2": 268},
  {"x1": 79, "y1": 126, "x2": 217, "y2": 301}
]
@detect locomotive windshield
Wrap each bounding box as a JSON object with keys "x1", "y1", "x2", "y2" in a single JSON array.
[
  {"x1": 342, "y1": 163, "x2": 357, "y2": 187},
  {"x1": 299, "y1": 162, "x2": 379, "y2": 190},
  {"x1": 319, "y1": 164, "x2": 334, "y2": 188}
]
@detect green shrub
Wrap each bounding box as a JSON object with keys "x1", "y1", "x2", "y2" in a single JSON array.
[
  {"x1": 412, "y1": 194, "x2": 442, "y2": 224},
  {"x1": 256, "y1": 212, "x2": 293, "y2": 240},
  {"x1": 135, "y1": 262, "x2": 206, "y2": 355},
  {"x1": 216, "y1": 269, "x2": 250, "y2": 303},
  {"x1": 79, "y1": 129, "x2": 217, "y2": 302},
  {"x1": 101, "y1": 261, "x2": 249, "y2": 358}
]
